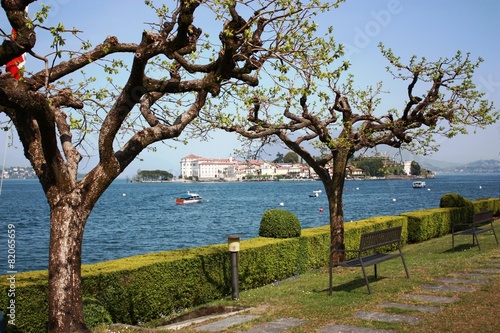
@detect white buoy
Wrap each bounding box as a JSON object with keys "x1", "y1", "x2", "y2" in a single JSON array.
[
  {"x1": 279, "y1": 202, "x2": 284, "y2": 206},
  {"x1": 427, "y1": 188, "x2": 431, "y2": 191},
  {"x1": 122, "y1": 193, "x2": 126, "y2": 196},
  {"x1": 392, "y1": 198, "x2": 397, "y2": 202},
  {"x1": 479, "y1": 185, "x2": 482, "y2": 189}
]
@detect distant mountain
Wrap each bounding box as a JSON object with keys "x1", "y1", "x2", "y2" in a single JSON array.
[
  {"x1": 416, "y1": 159, "x2": 461, "y2": 171},
  {"x1": 367, "y1": 149, "x2": 499, "y2": 174},
  {"x1": 419, "y1": 159, "x2": 500, "y2": 174}
]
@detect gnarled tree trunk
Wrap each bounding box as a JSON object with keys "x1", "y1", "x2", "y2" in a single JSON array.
[
  {"x1": 45, "y1": 172, "x2": 113, "y2": 332},
  {"x1": 324, "y1": 149, "x2": 350, "y2": 264},
  {"x1": 48, "y1": 202, "x2": 89, "y2": 332}
]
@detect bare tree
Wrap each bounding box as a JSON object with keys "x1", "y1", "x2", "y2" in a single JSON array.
[
  {"x1": 222, "y1": 44, "x2": 498, "y2": 264},
  {"x1": 0, "y1": 0, "x2": 336, "y2": 331}
]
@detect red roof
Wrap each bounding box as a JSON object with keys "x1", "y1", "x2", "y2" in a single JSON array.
[{"x1": 182, "y1": 154, "x2": 203, "y2": 160}]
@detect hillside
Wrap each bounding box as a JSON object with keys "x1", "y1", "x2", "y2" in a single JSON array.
[{"x1": 420, "y1": 159, "x2": 500, "y2": 174}]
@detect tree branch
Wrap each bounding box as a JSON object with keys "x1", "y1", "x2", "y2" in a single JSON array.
[
  {"x1": 0, "y1": 0, "x2": 36, "y2": 65},
  {"x1": 30, "y1": 36, "x2": 138, "y2": 89}
]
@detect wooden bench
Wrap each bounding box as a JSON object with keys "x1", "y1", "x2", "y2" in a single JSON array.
[
  {"x1": 329, "y1": 226, "x2": 410, "y2": 294},
  {"x1": 452, "y1": 210, "x2": 498, "y2": 251}
]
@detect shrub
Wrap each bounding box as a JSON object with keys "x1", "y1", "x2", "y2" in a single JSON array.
[
  {"x1": 439, "y1": 192, "x2": 475, "y2": 222},
  {"x1": 83, "y1": 298, "x2": 112, "y2": 328},
  {"x1": 259, "y1": 209, "x2": 301, "y2": 238},
  {"x1": 440, "y1": 193, "x2": 467, "y2": 208}
]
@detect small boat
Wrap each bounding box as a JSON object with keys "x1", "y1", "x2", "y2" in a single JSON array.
[
  {"x1": 175, "y1": 192, "x2": 202, "y2": 204},
  {"x1": 309, "y1": 190, "x2": 322, "y2": 197},
  {"x1": 412, "y1": 181, "x2": 426, "y2": 188}
]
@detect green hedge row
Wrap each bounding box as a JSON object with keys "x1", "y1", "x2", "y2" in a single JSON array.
[
  {"x1": 403, "y1": 197, "x2": 500, "y2": 243},
  {"x1": 1, "y1": 198, "x2": 498, "y2": 332}
]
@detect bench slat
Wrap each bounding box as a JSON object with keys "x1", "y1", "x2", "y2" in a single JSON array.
[
  {"x1": 337, "y1": 253, "x2": 401, "y2": 267},
  {"x1": 359, "y1": 227, "x2": 402, "y2": 251}
]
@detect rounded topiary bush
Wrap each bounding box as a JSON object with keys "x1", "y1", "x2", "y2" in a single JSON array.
[
  {"x1": 259, "y1": 209, "x2": 301, "y2": 238},
  {"x1": 439, "y1": 192, "x2": 475, "y2": 221},
  {"x1": 439, "y1": 193, "x2": 469, "y2": 208}
]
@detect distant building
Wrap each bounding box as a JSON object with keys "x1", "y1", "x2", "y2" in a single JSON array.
[
  {"x1": 180, "y1": 154, "x2": 364, "y2": 181},
  {"x1": 0, "y1": 166, "x2": 37, "y2": 179},
  {"x1": 180, "y1": 154, "x2": 201, "y2": 178},
  {"x1": 180, "y1": 154, "x2": 239, "y2": 180},
  {"x1": 403, "y1": 160, "x2": 412, "y2": 175},
  {"x1": 346, "y1": 165, "x2": 363, "y2": 178}
]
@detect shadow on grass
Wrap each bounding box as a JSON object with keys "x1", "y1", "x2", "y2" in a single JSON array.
[
  {"x1": 324, "y1": 275, "x2": 387, "y2": 294},
  {"x1": 442, "y1": 243, "x2": 481, "y2": 253}
]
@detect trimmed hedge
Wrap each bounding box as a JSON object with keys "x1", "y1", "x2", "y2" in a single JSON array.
[
  {"x1": 401, "y1": 208, "x2": 454, "y2": 243},
  {"x1": 1, "y1": 197, "x2": 498, "y2": 332},
  {"x1": 473, "y1": 198, "x2": 500, "y2": 215}
]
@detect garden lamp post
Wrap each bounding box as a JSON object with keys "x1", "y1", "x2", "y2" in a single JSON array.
[{"x1": 227, "y1": 235, "x2": 241, "y2": 300}]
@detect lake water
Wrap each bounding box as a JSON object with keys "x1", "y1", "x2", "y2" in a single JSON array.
[{"x1": 1, "y1": 174, "x2": 499, "y2": 273}]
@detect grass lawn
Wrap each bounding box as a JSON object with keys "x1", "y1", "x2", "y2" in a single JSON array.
[{"x1": 97, "y1": 220, "x2": 500, "y2": 333}]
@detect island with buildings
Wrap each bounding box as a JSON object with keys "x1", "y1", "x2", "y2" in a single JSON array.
[
  {"x1": 1, "y1": 166, "x2": 37, "y2": 179},
  {"x1": 178, "y1": 153, "x2": 432, "y2": 182}
]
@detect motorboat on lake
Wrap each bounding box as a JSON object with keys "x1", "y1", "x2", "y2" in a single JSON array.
[
  {"x1": 309, "y1": 190, "x2": 322, "y2": 197},
  {"x1": 412, "y1": 181, "x2": 426, "y2": 188},
  {"x1": 175, "y1": 192, "x2": 202, "y2": 204}
]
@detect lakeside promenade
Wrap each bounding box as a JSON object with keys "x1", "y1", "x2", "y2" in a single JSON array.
[
  {"x1": 107, "y1": 220, "x2": 500, "y2": 333},
  {"x1": 5, "y1": 221, "x2": 500, "y2": 332}
]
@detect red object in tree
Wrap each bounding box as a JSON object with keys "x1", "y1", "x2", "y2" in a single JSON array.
[
  {"x1": 5, "y1": 29, "x2": 26, "y2": 80},
  {"x1": 6, "y1": 54, "x2": 25, "y2": 79}
]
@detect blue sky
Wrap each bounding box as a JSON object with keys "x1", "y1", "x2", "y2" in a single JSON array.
[{"x1": 1, "y1": 0, "x2": 499, "y2": 177}]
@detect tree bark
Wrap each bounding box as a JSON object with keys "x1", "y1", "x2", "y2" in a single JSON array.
[
  {"x1": 326, "y1": 149, "x2": 350, "y2": 264},
  {"x1": 47, "y1": 193, "x2": 91, "y2": 333}
]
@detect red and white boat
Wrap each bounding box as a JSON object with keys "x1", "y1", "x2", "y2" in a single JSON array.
[{"x1": 175, "y1": 192, "x2": 203, "y2": 205}]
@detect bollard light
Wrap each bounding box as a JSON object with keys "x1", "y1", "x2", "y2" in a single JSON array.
[
  {"x1": 226, "y1": 234, "x2": 241, "y2": 300},
  {"x1": 227, "y1": 235, "x2": 241, "y2": 252}
]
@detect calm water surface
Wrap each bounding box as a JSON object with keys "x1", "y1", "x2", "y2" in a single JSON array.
[{"x1": 1, "y1": 174, "x2": 499, "y2": 272}]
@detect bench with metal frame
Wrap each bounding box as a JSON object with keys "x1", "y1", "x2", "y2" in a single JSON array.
[
  {"x1": 329, "y1": 226, "x2": 410, "y2": 295},
  {"x1": 451, "y1": 210, "x2": 498, "y2": 251}
]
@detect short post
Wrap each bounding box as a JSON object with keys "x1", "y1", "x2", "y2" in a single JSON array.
[{"x1": 227, "y1": 235, "x2": 241, "y2": 300}]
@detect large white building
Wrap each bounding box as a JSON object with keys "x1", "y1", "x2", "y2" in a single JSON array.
[
  {"x1": 180, "y1": 154, "x2": 420, "y2": 181},
  {"x1": 180, "y1": 154, "x2": 314, "y2": 180},
  {"x1": 180, "y1": 154, "x2": 239, "y2": 180}
]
